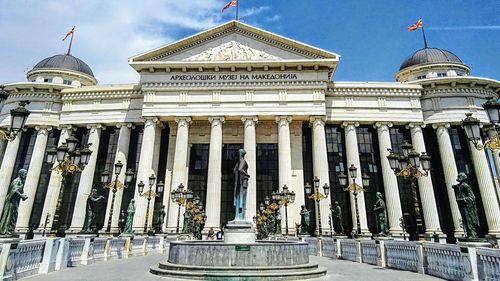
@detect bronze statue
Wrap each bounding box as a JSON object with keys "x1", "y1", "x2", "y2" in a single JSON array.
[
  {"x1": 452, "y1": 173, "x2": 480, "y2": 239},
  {"x1": 373, "y1": 192, "x2": 389, "y2": 236},
  {"x1": 332, "y1": 201, "x2": 344, "y2": 235},
  {"x1": 124, "y1": 199, "x2": 135, "y2": 234},
  {"x1": 0, "y1": 169, "x2": 28, "y2": 236},
  {"x1": 82, "y1": 189, "x2": 105, "y2": 233},
  {"x1": 232, "y1": 149, "x2": 250, "y2": 222},
  {"x1": 299, "y1": 205, "x2": 310, "y2": 234},
  {"x1": 156, "y1": 205, "x2": 165, "y2": 233}
]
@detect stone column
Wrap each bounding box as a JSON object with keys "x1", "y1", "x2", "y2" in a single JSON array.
[
  {"x1": 103, "y1": 123, "x2": 132, "y2": 233},
  {"x1": 487, "y1": 128, "x2": 500, "y2": 201},
  {"x1": 0, "y1": 131, "x2": 22, "y2": 209},
  {"x1": 342, "y1": 121, "x2": 370, "y2": 235},
  {"x1": 132, "y1": 118, "x2": 158, "y2": 232},
  {"x1": 408, "y1": 123, "x2": 441, "y2": 235},
  {"x1": 468, "y1": 137, "x2": 500, "y2": 236},
  {"x1": 16, "y1": 126, "x2": 51, "y2": 232},
  {"x1": 204, "y1": 117, "x2": 224, "y2": 232},
  {"x1": 0, "y1": 140, "x2": 6, "y2": 163},
  {"x1": 375, "y1": 122, "x2": 404, "y2": 237},
  {"x1": 163, "y1": 122, "x2": 177, "y2": 232},
  {"x1": 433, "y1": 123, "x2": 465, "y2": 236},
  {"x1": 68, "y1": 124, "x2": 102, "y2": 233},
  {"x1": 242, "y1": 117, "x2": 258, "y2": 223},
  {"x1": 290, "y1": 121, "x2": 305, "y2": 232},
  {"x1": 39, "y1": 126, "x2": 72, "y2": 230},
  {"x1": 277, "y1": 116, "x2": 293, "y2": 233},
  {"x1": 166, "y1": 117, "x2": 191, "y2": 233},
  {"x1": 309, "y1": 116, "x2": 332, "y2": 235}
]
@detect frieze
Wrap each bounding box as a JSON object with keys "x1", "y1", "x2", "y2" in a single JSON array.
[
  {"x1": 184, "y1": 40, "x2": 280, "y2": 61},
  {"x1": 141, "y1": 80, "x2": 326, "y2": 90},
  {"x1": 328, "y1": 87, "x2": 421, "y2": 97}
]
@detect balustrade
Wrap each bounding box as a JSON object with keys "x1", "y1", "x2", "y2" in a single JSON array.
[
  {"x1": 340, "y1": 239, "x2": 359, "y2": 262},
  {"x1": 423, "y1": 243, "x2": 466, "y2": 280},
  {"x1": 477, "y1": 247, "x2": 500, "y2": 281},
  {"x1": 67, "y1": 238, "x2": 86, "y2": 267},
  {"x1": 385, "y1": 241, "x2": 420, "y2": 272},
  {"x1": 360, "y1": 240, "x2": 377, "y2": 265}
]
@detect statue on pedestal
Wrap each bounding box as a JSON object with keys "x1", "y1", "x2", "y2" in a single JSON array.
[
  {"x1": 156, "y1": 205, "x2": 165, "y2": 233},
  {"x1": 452, "y1": 173, "x2": 480, "y2": 239},
  {"x1": 299, "y1": 205, "x2": 310, "y2": 235},
  {"x1": 0, "y1": 169, "x2": 28, "y2": 236},
  {"x1": 332, "y1": 201, "x2": 344, "y2": 235},
  {"x1": 124, "y1": 199, "x2": 135, "y2": 234},
  {"x1": 232, "y1": 149, "x2": 250, "y2": 222},
  {"x1": 373, "y1": 192, "x2": 389, "y2": 236},
  {"x1": 82, "y1": 189, "x2": 105, "y2": 233}
]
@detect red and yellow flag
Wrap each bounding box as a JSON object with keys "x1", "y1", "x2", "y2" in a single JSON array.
[
  {"x1": 407, "y1": 19, "x2": 423, "y2": 31},
  {"x1": 62, "y1": 26, "x2": 75, "y2": 41},
  {"x1": 222, "y1": 0, "x2": 237, "y2": 12}
]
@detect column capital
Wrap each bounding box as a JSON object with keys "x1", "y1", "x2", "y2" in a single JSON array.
[
  {"x1": 406, "y1": 123, "x2": 426, "y2": 130},
  {"x1": 144, "y1": 117, "x2": 159, "y2": 128},
  {"x1": 58, "y1": 124, "x2": 73, "y2": 131},
  {"x1": 86, "y1": 124, "x2": 105, "y2": 133},
  {"x1": 309, "y1": 116, "x2": 326, "y2": 128},
  {"x1": 208, "y1": 116, "x2": 225, "y2": 126},
  {"x1": 35, "y1": 126, "x2": 52, "y2": 136},
  {"x1": 174, "y1": 117, "x2": 192, "y2": 128},
  {"x1": 116, "y1": 122, "x2": 134, "y2": 129},
  {"x1": 275, "y1": 116, "x2": 292, "y2": 127},
  {"x1": 431, "y1": 123, "x2": 451, "y2": 130},
  {"x1": 241, "y1": 116, "x2": 258, "y2": 127},
  {"x1": 341, "y1": 121, "x2": 359, "y2": 130},
  {"x1": 374, "y1": 122, "x2": 393, "y2": 130}
]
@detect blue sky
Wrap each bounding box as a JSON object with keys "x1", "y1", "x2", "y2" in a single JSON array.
[{"x1": 0, "y1": 0, "x2": 498, "y2": 84}]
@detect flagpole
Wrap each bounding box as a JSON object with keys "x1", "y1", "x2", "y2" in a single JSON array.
[
  {"x1": 67, "y1": 32, "x2": 74, "y2": 55},
  {"x1": 420, "y1": 18, "x2": 428, "y2": 48},
  {"x1": 236, "y1": 0, "x2": 239, "y2": 21}
]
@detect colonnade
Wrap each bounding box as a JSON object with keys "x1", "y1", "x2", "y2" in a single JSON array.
[{"x1": 0, "y1": 116, "x2": 499, "y2": 239}]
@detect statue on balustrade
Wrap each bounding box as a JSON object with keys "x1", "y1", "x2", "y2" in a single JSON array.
[
  {"x1": 231, "y1": 149, "x2": 250, "y2": 223},
  {"x1": 299, "y1": 205, "x2": 311, "y2": 235},
  {"x1": 0, "y1": 169, "x2": 28, "y2": 236},
  {"x1": 82, "y1": 189, "x2": 105, "y2": 233},
  {"x1": 452, "y1": 173, "x2": 480, "y2": 239},
  {"x1": 156, "y1": 205, "x2": 165, "y2": 233},
  {"x1": 373, "y1": 192, "x2": 389, "y2": 236},
  {"x1": 332, "y1": 201, "x2": 344, "y2": 235},
  {"x1": 124, "y1": 199, "x2": 135, "y2": 234}
]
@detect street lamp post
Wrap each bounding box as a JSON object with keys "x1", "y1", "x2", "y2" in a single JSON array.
[
  {"x1": 138, "y1": 174, "x2": 164, "y2": 234},
  {"x1": 101, "y1": 161, "x2": 134, "y2": 234},
  {"x1": 387, "y1": 141, "x2": 431, "y2": 240},
  {"x1": 170, "y1": 183, "x2": 194, "y2": 234},
  {"x1": 338, "y1": 165, "x2": 370, "y2": 237},
  {"x1": 0, "y1": 100, "x2": 31, "y2": 142},
  {"x1": 305, "y1": 177, "x2": 330, "y2": 236},
  {"x1": 45, "y1": 137, "x2": 93, "y2": 235},
  {"x1": 461, "y1": 99, "x2": 500, "y2": 151},
  {"x1": 272, "y1": 185, "x2": 296, "y2": 236}
]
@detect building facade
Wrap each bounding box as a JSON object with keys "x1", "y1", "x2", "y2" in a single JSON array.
[{"x1": 0, "y1": 21, "x2": 499, "y2": 242}]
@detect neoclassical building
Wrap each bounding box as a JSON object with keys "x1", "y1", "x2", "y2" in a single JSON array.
[{"x1": 0, "y1": 21, "x2": 499, "y2": 242}]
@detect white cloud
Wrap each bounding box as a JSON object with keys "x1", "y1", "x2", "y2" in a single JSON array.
[
  {"x1": 428, "y1": 25, "x2": 500, "y2": 31},
  {"x1": 0, "y1": 0, "x2": 266, "y2": 84}
]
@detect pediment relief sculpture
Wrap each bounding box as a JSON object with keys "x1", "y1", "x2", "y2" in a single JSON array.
[{"x1": 184, "y1": 41, "x2": 281, "y2": 61}]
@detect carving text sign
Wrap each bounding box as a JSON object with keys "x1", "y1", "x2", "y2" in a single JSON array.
[{"x1": 169, "y1": 73, "x2": 299, "y2": 81}]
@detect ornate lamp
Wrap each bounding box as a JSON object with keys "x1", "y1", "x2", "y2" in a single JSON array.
[
  {"x1": 80, "y1": 145, "x2": 92, "y2": 166},
  {"x1": 125, "y1": 169, "x2": 134, "y2": 184},
  {"x1": 149, "y1": 175, "x2": 156, "y2": 187},
  {"x1": 338, "y1": 172, "x2": 347, "y2": 187},
  {"x1": 46, "y1": 145, "x2": 57, "y2": 165},
  {"x1": 264, "y1": 196, "x2": 270, "y2": 206},
  {"x1": 323, "y1": 184, "x2": 330, "y2": 196},
  {"x1": 401, "y1": 140, "x2": 413, "y2": 157},
  {"x1": 56, "y1": 143, "x2": 69, "y2": 163},
  {"x1": 462, "y1": 113, "x2": 482, "y2": 146},
  {"x1": 66, "y1": 135, "x2": 79, "y2": 153},
  {"x1": 156, "y1": 181, "x2": 164, "y2": 193},
  {"x1": 483, "y1": 98, "x2": 500, "y2": 125},
  {"x1": 362, "y1": 173, "x2": 370, "y2": 187},
  {"x1": 408, "y1": 149, "x2": 421, "y2": 168},
  {"x1": 101, "y1": 170, "x2": 110, "y2": 184},
  {"x1": 304, "y1": 182, "x2": 312, "y2": 195},
  {"x1": 137, "y1": 181, "x2": 145, "y2": 194},
  {"x1": 114, "y1": 161, "x2": 123, "y2": 175},
  {"x1": 387, "y1": 150, "x2": 399, "y2": 171},
  {"x1": 9, "y1": 100, "x2": 31, "y2": 137},
  {"x1": 348, "y1": 164, "x2": 357, "y2": 179},
  {"x1": 420, "y1": 152, "x2": 431, "y2": 172}
]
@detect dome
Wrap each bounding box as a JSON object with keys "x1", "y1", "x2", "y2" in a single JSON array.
[
  {"x1": 399, "y1": 48, "x2": 463, "y2": 71},
  {"x1": 33, "y1": 54, "x2": 94, "y2": 77}
]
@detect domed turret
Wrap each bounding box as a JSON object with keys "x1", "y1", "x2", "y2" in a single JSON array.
[
  {"x1": 27, "y1": 54, "x2": 97, "y2": 86},
  {"x1": 396, "y1": 47, "x2": 470, "y2": 82}
]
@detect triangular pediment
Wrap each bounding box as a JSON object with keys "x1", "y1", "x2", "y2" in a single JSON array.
[{"x1": 129, "y1": 20, "x2": 339, "y2": 63}]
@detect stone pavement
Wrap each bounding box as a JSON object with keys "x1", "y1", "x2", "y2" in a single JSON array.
[{"x1": 24, "y1": 254, "x2": 441, "y2": 281}]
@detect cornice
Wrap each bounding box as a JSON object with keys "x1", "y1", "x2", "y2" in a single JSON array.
[
  {"x1": 61, "y1": 90, "x2": 143, "y2": 101},
  {"x1": 421, "y1": 87, "x2": 496, "y2": 98},
  {"x1": 327, "y1": 86, "x2": 422, "y2": 97},
  {"x1": 141, "y1": 80, "x2": 327, "y2": 90}
]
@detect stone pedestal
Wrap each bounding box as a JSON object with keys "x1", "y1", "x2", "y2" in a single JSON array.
[{"x1": 224, "y1": 222, "x2": 255, "y2": 244}]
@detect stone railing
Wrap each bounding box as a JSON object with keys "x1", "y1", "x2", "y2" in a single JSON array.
[
  {"x1": 477, "y1": 247, "x2": 500, "y2": 281},
  {"x1": 385, "y1": 240, "x2": 422, "y2": 272},
  {"x1": 423, "y1": 243, "x2": 467, "y2": 280},
  {"x1": 0, "y1": 235, "x2": 168, "y2": 280},
  {"x1": 340, "y1": 239, "x2": 360, "y2": 262},
  {"x1": 321, "y1": 238, "x2": 335, "y2": 258},
  {"x1": 360, "y1": 240, "x2": 377, "y2": 265},
  {"x1": 302, "y1": 237, "x2": 319, "y2": 256}
]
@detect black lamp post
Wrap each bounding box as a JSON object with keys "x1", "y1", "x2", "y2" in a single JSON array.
[
  {"x1": 101, "y1": 161, "x2": 134, "y2": 234},
  {"x1": 171, "y1": 183, "x2": 193, "y2": 234},
  {"x1": 338, "y1": 165, "x2": 369, "y2": 237},
  {"x1": 45, "y1": 136, "x2": 93, "y2": 235},
  {"x1": 305, "y1": 176, "x2": 330, "y2": 236},
  {"x1": 387, "y1": 142, "x2": 431, "y2": 240},
  {"x1": 0, "y1": 100, "x2": 31, "y2": 141},
  {"x1": 462, "y1": 98, "x2": 500, "y2": 151},
  {"x1": 138, "y1": 174, "x2": 164, "y2": 234},
  {"x1": 273, "y1": 185, "x2": 296, "y2": 236}
]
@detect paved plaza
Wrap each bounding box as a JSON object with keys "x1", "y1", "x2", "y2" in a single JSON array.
[{"x1": 24, "y1": 254, "x2": 441, "y2": 281}]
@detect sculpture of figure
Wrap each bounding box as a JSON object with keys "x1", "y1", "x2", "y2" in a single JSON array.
[
  {"x1": 0, "y1": 169, "x2": 28, "y2": 236},
  {"x1": 299, "y1": 205, "x2": 311, "y2": 235},
  {"x1": 275, "y1": 209, "x2": 282, "y2": 234},
  {"x1": 118, "y1": 210, "x2": 125, "y2": 233},
  {"x1": 156, "y1": 205, "x2": 165, "y2": 233},
  {"x1": 82, "y1": 189, "x2": 105, "y2": 233},
  {"x1": 452, "y1": 173, "x2": 480, "y2": 239},
  {"x1": 232, "y1": 149, "x2": 250, "y2": 222},
  {"x1": 182, "y1": 210, "x2": 192, "y2": 234},
  {"x1": 124, "y1": 199, "x2": 135, "y2": 234},
  {"x1": 373, "y1": 192, "x2": 389, "y2": 235},
  {"x1": 332, "y1": 201, "x2": 344, "y2": 235}
]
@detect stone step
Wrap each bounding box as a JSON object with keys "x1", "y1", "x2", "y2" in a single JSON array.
[
  {"x1": 149, "y1": 264, "x2": 327, "y2": 280},
  {"x1": 158, "y1": 261, "x2": 320, "y2": 272}
]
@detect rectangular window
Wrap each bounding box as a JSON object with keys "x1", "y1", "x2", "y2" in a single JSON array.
[
  {"x1": 437, "y1": 73, "x2": 447, "y2": 77},
  {"x1": 417, "y1": 75, "x2": 426, "y2": 80},
  {"x1": 256, "y1": 144, "x2": 279, "y2": 207},
  {"x1": 188, "y1": 144, "x2": 209, "y2": 204},
  {"x1": 44, "y1": 78, "x2": 52, "y2": 83},
  {"x1": 63, "y1": 80, "x2": 72, "y2": 85}
]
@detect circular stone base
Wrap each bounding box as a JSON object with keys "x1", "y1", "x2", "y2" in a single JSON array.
[{"x1": 150, "y1": 240, "x2": 327, "y2": 280}]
